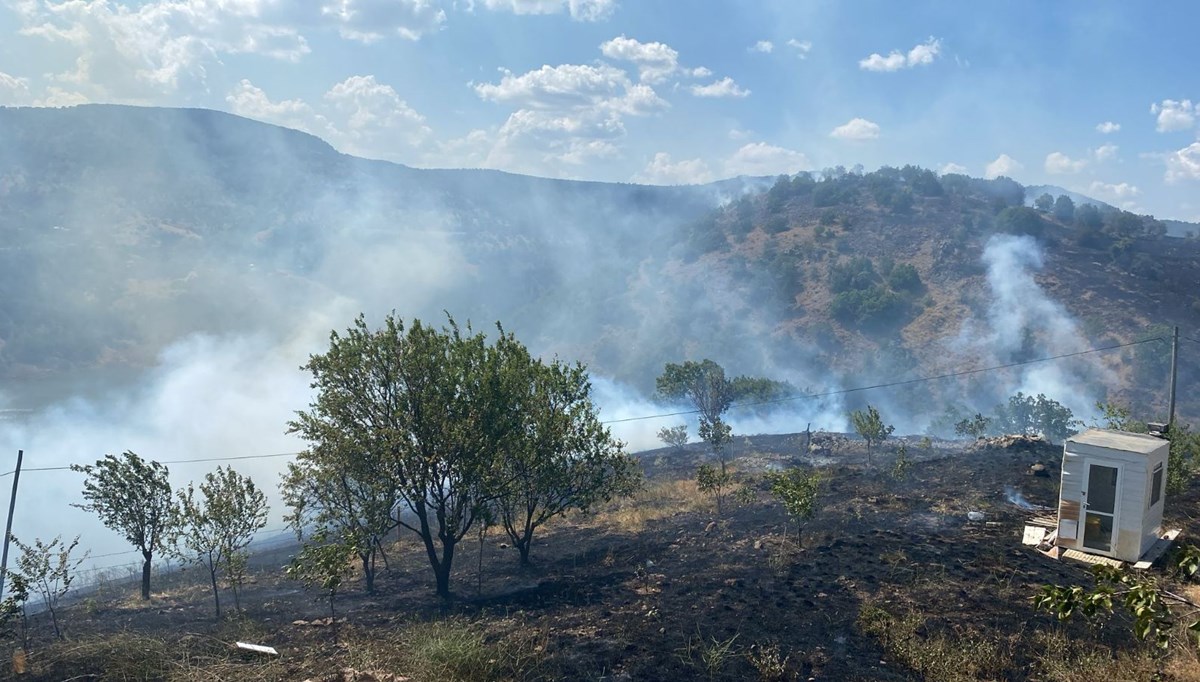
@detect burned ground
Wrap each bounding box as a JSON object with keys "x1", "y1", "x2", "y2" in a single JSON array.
[{"x1": 9, "y1": 434, "x2": 1200, "y2": 681}]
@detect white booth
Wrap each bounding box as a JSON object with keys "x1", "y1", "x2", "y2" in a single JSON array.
[{"x1": 1056, "y1": 429, "x2": 1169, "y2": 563}]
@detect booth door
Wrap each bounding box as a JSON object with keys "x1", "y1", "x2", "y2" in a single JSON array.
[{"x1": 1082, "y1": 462, "x2": 1119, "y2": 554}]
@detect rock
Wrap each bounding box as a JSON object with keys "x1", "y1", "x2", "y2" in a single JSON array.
[
  {"x1": 704, "y1": 521, "x2": 717, "y2": 533},
  {"x1": 1030, "y1": 463, "x2": 1050, "y2": 477}
]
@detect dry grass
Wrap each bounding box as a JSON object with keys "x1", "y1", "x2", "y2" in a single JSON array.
[{"x1": 587, "y1": 478, "x2": 709, "y2": 532}]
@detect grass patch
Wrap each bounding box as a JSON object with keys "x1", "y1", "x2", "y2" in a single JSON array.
[
  {"x1": 857, "y1": 600, "x2": 1009, "y2": 682},
  {"x1": 589, "y1": 478, "x2": 709, "y2": 532}
]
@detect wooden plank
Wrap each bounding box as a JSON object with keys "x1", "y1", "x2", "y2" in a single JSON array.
[
  {"x1": 1133, "y1": 529, "x2": 1181, "y2": 570},
  {"x1": 1022, "y1": 526, "x2": 1047, "y2": 546},
  {"x1": 1061, "y1": 549, "x2": 1125, "y2": 568},
  {"x1": 1029, "y1": 515, "x2": 1057, "y2": 528}
]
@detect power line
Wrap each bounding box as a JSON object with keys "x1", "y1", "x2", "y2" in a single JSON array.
[
  {"x1": 0, "y1": 451, "x2": 299, "y2": 479},
  {"x1": 601, "y1": 336, "x2": 1164, "y2": 425}
]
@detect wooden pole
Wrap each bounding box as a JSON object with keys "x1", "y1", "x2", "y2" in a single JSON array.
[
  {"x1": 1168, "y1": 326, "x2": 1179, "y2": 433},
  {"x1": 0, "y1": 449, "x2": 24, "y2": 600}
]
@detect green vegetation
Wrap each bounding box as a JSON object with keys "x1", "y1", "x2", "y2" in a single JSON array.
[
  {"x1": 9, "y1": 535, "x2": 84, "y2": 640},
  {"x1": 657, "y1": 424, "x2": 689, "y2": 449},
  {"x1": 850, "y1": 405, "x2": 895, "y2": 465},
  {"x1": 766, "y1": 468, "x2": 822, "y2": 546},
  {"x1": 171, "y1": 467, "x2": 269, "y2": 618},
  {"x1": 70, "y1": 452, "x2": 174, "y2": 600}
]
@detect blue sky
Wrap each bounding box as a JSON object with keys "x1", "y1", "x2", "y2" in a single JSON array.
[{"x1": 1, "y1": 0, "x2": 1198, "y2": 220}]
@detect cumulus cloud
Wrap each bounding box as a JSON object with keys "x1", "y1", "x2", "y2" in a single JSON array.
[
  {"x1": 482, "y1": 0, "x2": 615, "y2": 21},
  {"x1": 723, "y1": 142, "x2": 811, "y2": 177},
  {"x1": 829, "y1": 117, "x2": 880, "y2": 140},
  {"x1": 984, "y1": 153, "x2": 1022, "y2": 179},
  {"x1": 13, "y1": 0, "x2": 310, "y2": 99},
  {"x1": 689, "y1": 66, "x2": 712, "y2": 78},
  {"x1": 690, "y1": 77, "x2": 750, "y2": 98},
  {"x1": 786, "y1": 39, "x2": 812, "y2": 58},
  {"x1": 321, "y1": 0, "x2": 446, "y2": 42},
  {"x1": 1093, "y1": 143, "x2": 1118, "y2": 162},
  {"x1": 859, "y1": 37, "x2": 941, "y2": 72},
  {"x1": 1089, "y1": 180, "x2": 1140, "y2": 199},
  {"x1": 226, "y1": 76, "x2": 431, "y2": 162},
  {"x1": 1150, "y1": 99, "x2": 1196, "y2": 132},
  {"x1": 1044, "y1": 151, "x2": 1087, "y2": 174},
  {"x1": 631, "y1": 152, "x2": 713, "y2": 185},
  {"x1": 472, "y1": 62, "x2": 665, "y2": 173},
  {"x1": 1095, "y1": 121, "x2": 1120, "y2": 134},
  {"x1": 1166, "y1": 142, "x2": 1200, "y2": 183},
  {"x1": 750, "y1": 40, "x2": 773, "y2": 53},
  {"x1": 599, "y1": 35, "x2": 679, "y2": 84},
  {"x1": 940, "y1": 162, "x2": 968, "y2": 175}
]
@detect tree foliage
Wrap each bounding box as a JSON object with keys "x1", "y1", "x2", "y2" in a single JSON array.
[
  {"x1": 990, "y1": 392, "x2": 1080, "y2": 442},
  {"x1": 849, "y1": 405, "x2": 894, "y2": 465},
  {"x1": 286, "y1": 537, "x2": 355, "y2": 641},
  {"x1": 172, "y1": 466, "x2": 269, "y2": 618},
  {"x1": 70, "y1": 451, "x2": 172, "y2": 600},
  {"x1": 495, "y1": 358, "x2": 641, "y2": 565},
  {"x1": 766, "y1": 468, "x2": 822, "y2": 546},
  {"x1": 10, "y1": 535, "x2": 85, "y2": 639},
  {"x1": 954, "y1": 413, "x2": 991, "y2": 440},
  {"x1": 655, "y1": 360, "x2": 737, "y2": 427},
  {"x1": 657, "y1": 425, "x2": 690, "y2": 449}
]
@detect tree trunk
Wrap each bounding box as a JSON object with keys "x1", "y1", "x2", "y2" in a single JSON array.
[
  {"x1": 361, "y1": 552, "x2": 376, "y2": 594},
  {"x1": 797, "y1": 525, "x2": 804, "y2": 549},
  {"x1": 329, "y1": 591, "x2": 339, "y2": 643},
  {"x1": 231, "y1": 583, "x2": 241, "y2": 614},
  {"x1": 435, "y1": 540, "x2": 456, "y2": 600},
  {"x1": 47, "y1": 601, "x2": 61, "y2": 640},
  {"x1": 209, "y1": 568, "x2": 222, "y2": 620},
  {"x1": 141, "y1": 552, "x2": 152, "y2": 600}
]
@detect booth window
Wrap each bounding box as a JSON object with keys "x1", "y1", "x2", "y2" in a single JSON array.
[{"x1": 1151, "y1": 462, "x2": 1163, "y2": 507}]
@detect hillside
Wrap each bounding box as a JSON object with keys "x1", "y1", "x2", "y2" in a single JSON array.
[{"x1": 1, "y1": 105, "x2": 1197, "y2": 429}]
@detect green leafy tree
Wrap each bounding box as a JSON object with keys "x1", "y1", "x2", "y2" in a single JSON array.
[
  {"x1": 766, "y1": 468, "x2": 822, "y2": 547},
  {"x1": 70, "y1": 452, "x2": 172, "y2": 600},
  {"x1": 657, "y1": 424, "x2": 689, "y2": 449},
  {"x1": 850, "y1": 405, "x2": 894, "y2": 466},
  {"x1": 0, "y1": 571, "x2": 29, "y2": 646},
  {"x1": 496, "y1": 359, "x2": 642, "y2": 565},
  {"x1": 171, "y1": 466, "x2": 269, "y2": 619},
  {"x1": 954, "y1": 413, "x2": 991, "y2": 440},
  {"x1": 281, "y1": 439, "x2": 397, "y2": 595},
  {"x1": 286, "y1": 537, "x2": 355, "y2": 642},
  {"x1": 696, "y1": 462, "x2": 734, "y2": 516},
  {"x1": 11, "y1": 535, "x2": 85, "y2": 639},
  {"x1": 1053, "y1": 195, "x2": 1075, "y2": 223},
  {"x1": 991, "y1": 392, "x2": 1080, "y2": 442},
  {"x1": 290, "y1": 314, "x2": 548, "y2": 599},
  {"x1": 655, "y1": 360, "x2": 737, "y2": 428},
  {"x1": 1034, "y1": 193, "x2": 1054, "y2": 212}
]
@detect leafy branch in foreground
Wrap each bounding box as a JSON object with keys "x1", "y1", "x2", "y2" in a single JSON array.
[{"x1": 1035, "y1": 549, "x2": 1200, "y2": 649}]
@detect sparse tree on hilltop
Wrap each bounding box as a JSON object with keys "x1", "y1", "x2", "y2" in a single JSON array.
[
  {"x1": 171, "y1": 466, "x2": 268, "y2": 619},
  {"x1": 850, "y1": 405, "x2": 894, "y2": 466},
  {"x1": 658, "y1": 424, "x2": 690, "y2": 449},
  {"x1": 954, "y1": 413, "x2": 992, "y2": 440},
  {"x1": 496, "y1": 358, "x2": 641, "y2": 566},
  {"x1": 71, "y1": 452, "x2": 172, "y2": 600},
  {"x1": 1034, "y1": 193, "x2": 1054, "y2": 212}
]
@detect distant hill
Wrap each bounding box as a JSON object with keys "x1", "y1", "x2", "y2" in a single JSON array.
[
  {"x1": 1, "y1": 105, "x2": 1196, "y2": 427},
  {"x1": 1025, "y1": 183, "x2": 1200, "y2": 238}
]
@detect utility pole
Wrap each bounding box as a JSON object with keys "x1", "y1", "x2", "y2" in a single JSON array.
[
  {"x1": 1168, "y1": 326, "x2": 1179, "y2": 434},
  {"x1": 0, "y1": 449, "x2": 23, "y2": 600}
]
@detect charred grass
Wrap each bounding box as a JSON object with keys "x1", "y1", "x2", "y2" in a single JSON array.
[{"x1": 9, "y1": 433, "x2": 1200, "y2": 680}]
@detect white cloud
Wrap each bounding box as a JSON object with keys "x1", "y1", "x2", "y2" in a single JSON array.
[
  {"x1": 482, "y1": 0, "x2": 615, "y2": 21},
  {"x1": 0, "y1": 71, "x2": 31, "y2": 105},
  {"x1": 632, "y1": 152, "x2": 713, "y2": 185},
  {"x1": 1150, "y1": 99, "x2": 1196, "y2": 132},
  {"x1": 786, "y1": 39, "x2": 812, "y2": 58},
  {"x1": 859, "y1": 37, "x2": 941, "y2": 72},
  {"x1": 599, "y1": 35, "x2": 678, "y2": 84},
  {"x1": 226, "y1": 76, "x2": 431, "y2": 162},
  {"x1": 723, "y1": 142, "x2": 811, "y2": 177},
  {"x1": 940, "y1": 162, "x2": 968, "y2": 175},
  {"x1": 1044, "y1": 151, "x2": 1087, "y2": 174},
  {"x1": 690, "y1": 77, "x2": 750, "y2": 98},
  {"x1": 750, "y1": 40, "x2": 773, "y2": 53},
  {"x1": 1166, "y1": 142, "x2": 1200, "y2": 183},
  {"x1": 829, "y1": 117, "x2": 880, "y2": 140},
  {"x1": 472, "y1": 62, "x2": 665, "y2": 173},
  {"x1": 13, "y1": 0, "x2": 310, "y2": 99},
  {"x1": 728, "y1": 127, "x2": 753, "y2": 140},
  {"x1": 690, "y1": 66, "x2": 712, "y2": 78},
  {"x1": 321, "y1": 0, "x2": 446, "y2": 42},
  {"x1": 1093, "y1": 143, "x2": 1118, "y2": 162},
  {"x1": 1095, "y1": 121, "x2": 1120, "y2": 134},
  {"x1": 984, "y1": 153, "x2": 1022, "y2": 179},
  {"x1": 1089, "y1": 180, "x2": 1141, "y2": 200}
]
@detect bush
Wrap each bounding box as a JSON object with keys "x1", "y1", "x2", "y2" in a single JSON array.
[
  {"x1": 831, "y1": 286, "x2": 908, "y2": 329},
  {"x1": 887, "y1": 263, "x2": 922, "y2": 293},
  {"x1": 829, "y1": 256, "x2": 877, "y2": 293}
]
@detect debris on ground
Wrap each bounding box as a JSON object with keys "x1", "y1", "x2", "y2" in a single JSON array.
[
  {"x1": 303, "y1": 669, "x2": 410, "y2": 682},
  {"x1": 971, "y1": 434, "x2": 1052, "y2": 453},
  {"x1": 235, "y1": 642, "x2": 279, "y2": 656}
]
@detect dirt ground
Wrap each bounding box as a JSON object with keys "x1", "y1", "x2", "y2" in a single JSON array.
[{"x1": 9, "y1": 433, "x2": 1200, "y2": 681}]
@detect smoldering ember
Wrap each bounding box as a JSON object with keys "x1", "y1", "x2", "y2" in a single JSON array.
[{"x1": 2, "y1": 8, "x2": 1200, "y2": 678}]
